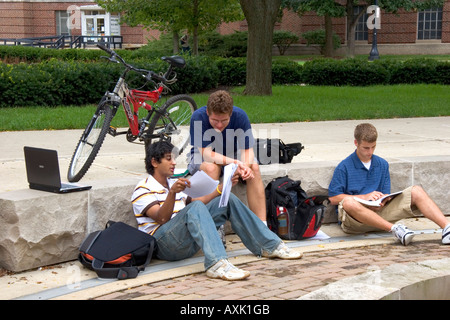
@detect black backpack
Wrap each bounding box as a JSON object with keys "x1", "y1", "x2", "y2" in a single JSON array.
[
  {"x1": 254, "y1": 138, "x2": 304, "y2": 164},
  {"x1": 265, "y1": 176, "x2": 328, "y2": 240},
  {"x1": 78, "y1": 221, "x2": 156, "y2": 280}
]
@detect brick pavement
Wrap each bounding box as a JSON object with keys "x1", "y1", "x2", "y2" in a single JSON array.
[{"x1": 93, "y1": 239, "x2": 450, "y2": 301}]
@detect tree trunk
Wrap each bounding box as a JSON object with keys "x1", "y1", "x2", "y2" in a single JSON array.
[
  {"x1": 346, "y1": 3, "x2": 366, "y2": 58},
  {"x1": 240, "y1": 0, "x2": 281, "y2": 95},
  {"x1": 346, "y1": 2, "x2": 355, "y2": 58},
  {"x1": 192, "y1": 0, "x2": 199, "y2": 55},
  {"x1": 324, "y1": 15, "x2": 334, "y2": 57},
  {"x1": 172, "y1": 31, "x2": 180, "y2": 54}
]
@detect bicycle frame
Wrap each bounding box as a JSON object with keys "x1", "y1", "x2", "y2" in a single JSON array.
[{"x1": 106, "y1": 72, "x2": 164, "y2": 139}]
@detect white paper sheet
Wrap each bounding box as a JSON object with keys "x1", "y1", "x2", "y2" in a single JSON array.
[
  {"x1": 219, "y1": 163, "x2": 238, "y2": 207},
  {"x1": 183, "y1": 170, "x2": 219, "y2": 198},
  {"x1": 309, "y1": 230, "x2": 330, "y2": 240}
]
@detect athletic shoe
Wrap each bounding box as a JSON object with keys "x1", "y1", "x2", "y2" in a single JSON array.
[
  {"x1": 263, "y1": 242, "x2": 303, "y2": 260},
  {"x1": 206, "y1": 259, "x2": 250, "y2": 281},
  {"x1": 442, "y1": 224, "x2": 450, "y2": 245},
  {"x1": 391, "y1": 223, "x2": 415, "y2": 246}
]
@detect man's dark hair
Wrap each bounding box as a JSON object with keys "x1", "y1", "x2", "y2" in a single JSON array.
[{"x1": 145, "y1": 140, "x2": 176, "y2": 174}]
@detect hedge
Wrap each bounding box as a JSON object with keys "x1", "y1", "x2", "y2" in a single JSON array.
[
  {"x1": 0, "y1": 54, "x2": 448, "y2": 107},
  {"x1": 301, "y1": 59, "x2": 390, "y2": 86}
]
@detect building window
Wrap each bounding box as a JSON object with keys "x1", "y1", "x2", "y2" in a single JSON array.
[
  {"x1": 354, "y1": 6, "x2": 368, "y2": 41},
  {"x1": 418, "y1": 8, "x2": 442, "y2": 40},
  {"x1": 56, "y1": 11, "x2": 71, "y2": 36}
]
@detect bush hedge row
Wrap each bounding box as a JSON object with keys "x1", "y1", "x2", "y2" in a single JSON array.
[{"x1": 0, "y1": 53, "x2": 448, "y2": 107}]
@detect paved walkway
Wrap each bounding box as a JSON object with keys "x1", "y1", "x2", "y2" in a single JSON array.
[{"x1": 93, "y1": 236, "x2": 450, "y2": 301}]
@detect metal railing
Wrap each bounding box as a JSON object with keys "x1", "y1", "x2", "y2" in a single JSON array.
[{"x1": 0, "y1": 35, "x2": 123, "y2": 49}]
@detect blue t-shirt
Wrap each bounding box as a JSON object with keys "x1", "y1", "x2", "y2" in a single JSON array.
[
  {"x1": 189, "y1": 106, "x2": 255, "y2": 159},
  {"x1": 328, "y1": 151, "x2": 391, "y2": 197}
]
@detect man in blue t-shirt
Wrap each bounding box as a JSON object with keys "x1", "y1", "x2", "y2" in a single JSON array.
[
  {"x1": 188, "y1": 90, "x2": 267, "y2": 224},
  {"x1": 328, "y1": 123, "x2": 449, "y2": 246}
]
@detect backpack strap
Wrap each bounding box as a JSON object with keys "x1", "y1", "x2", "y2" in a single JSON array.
[{"x1": 91, "y1": 239, "x2": 156, "y2": 280}]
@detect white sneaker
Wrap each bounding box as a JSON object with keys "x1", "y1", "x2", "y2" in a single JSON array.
[
  {"x1": 391, "y1": 224, "x2": 415, "y2": 246},
  {"x1": 206, "y1": 259, "x2": 250, "y2": 281},
  {"x1": 263, "y1": 242, "x2": 303, "y2": 260},
  {"x1": 442, "y1": 224, "x2": 450, "y2": 245}
]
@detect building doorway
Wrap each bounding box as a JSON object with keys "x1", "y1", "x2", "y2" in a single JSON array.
[{"x1": 80, "y1": 5, "x2": 120, "y2": 43}]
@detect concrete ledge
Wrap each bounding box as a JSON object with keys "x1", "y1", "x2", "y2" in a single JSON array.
[
  {"x1": 0, "y1": 156, "x2": 449, "y2": 272},
  {"x1": 298, "y1": 258, "x2": 450, "y2": 300}
]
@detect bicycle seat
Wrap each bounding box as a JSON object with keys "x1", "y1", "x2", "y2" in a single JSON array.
[{"x1": 161, "y1": 56, "x2": 186, "y2": 68}]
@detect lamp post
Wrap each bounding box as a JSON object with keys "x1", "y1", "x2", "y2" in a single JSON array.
[{"x1": 368, "y1": 0, "x2": 380, "y2": 61}]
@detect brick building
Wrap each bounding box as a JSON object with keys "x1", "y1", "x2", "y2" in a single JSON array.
[{"x1": 1, "y1": 0, "x2": 449, "y2": 54}]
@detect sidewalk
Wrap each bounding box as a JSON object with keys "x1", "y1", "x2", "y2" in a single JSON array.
[
  {"x1": 1, "y1": 117, "x2": 450, "y2": 192},
  {"x1": 94, "y1": 236, "x2": 450, "y2": 301},
  {"x1": 1, "y1": 117, "x2": 449, "y2": 300}
]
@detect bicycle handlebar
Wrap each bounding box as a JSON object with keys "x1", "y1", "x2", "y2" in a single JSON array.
[{"x1": 97, "y1": 44, "x2": 170, "y2": 84}]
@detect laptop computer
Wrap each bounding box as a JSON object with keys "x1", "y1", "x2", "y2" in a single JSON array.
[{"x1": 24, "y1": 146, "x2": 92, "y2": 193}]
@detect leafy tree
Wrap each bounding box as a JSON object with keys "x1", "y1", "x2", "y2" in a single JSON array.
[
  {"x1": 282, "y1": 0, "x2": 345, "y2": 57},
  {"x1": 97, "y1": 0, "x2": 243, "y2": 55},
  {"x1": 283, "y1": 0, "x2": 445, "y2": 57}
]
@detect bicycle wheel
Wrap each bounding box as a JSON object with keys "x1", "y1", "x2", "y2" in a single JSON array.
[
  {"x1": 67, "y1": 103, "x2": 113, "y2": 182},
  {"x1": 146, "y1": 94, "x2": 197, "y2": 155}
]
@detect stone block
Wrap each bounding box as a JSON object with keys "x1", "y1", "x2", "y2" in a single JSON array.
[
  {"x1": 0, "y1": 189, "x2": 88, "y2": 272},
  {"x1": 410, "y1": 156, "x2": 450, "y2": 212},
  {"x1": 87, "y1": 178, "x2": 139, "y2": 233}
]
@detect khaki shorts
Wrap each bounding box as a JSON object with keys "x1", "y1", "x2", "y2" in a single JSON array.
[{"x1": 338, "y1": 186, "x2": 421, "y2": 234}]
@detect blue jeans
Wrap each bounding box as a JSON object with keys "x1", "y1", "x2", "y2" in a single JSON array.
[{"x1": 153, "y1": 193, "x2": 281, "y2": 270}]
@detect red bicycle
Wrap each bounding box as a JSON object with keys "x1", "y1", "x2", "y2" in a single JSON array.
[{"x1": 67, "y1": 44, "x2": 197, "y2": 182}]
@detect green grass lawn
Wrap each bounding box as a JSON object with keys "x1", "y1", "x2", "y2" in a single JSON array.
[
  {"x1": 0, "y1": 84, "x2": 449, "y2": 131},
  {"x1": 195, "y1": 84, "x2": 450, "y2": 123}
]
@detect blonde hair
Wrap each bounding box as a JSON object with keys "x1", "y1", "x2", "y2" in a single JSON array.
[{"x1": 354, "y1": 123, "x2": 378, "y2": 143}]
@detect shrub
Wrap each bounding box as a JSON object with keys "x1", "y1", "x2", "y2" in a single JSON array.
[
  {"x1": 302, "y1": 58, "x2": 389, "y2": 86},
  {"x1": 199, "y1": 31, "x2": 247, "y2": 57},
  {"x1": 171, "y1": 55, "x2": 219, "y2": 93},
  {"x1": 1, "y1": 47, "x2": 448, "y2": 108},
  {"x1": 273, "y1": 30, "x2": 299, "y2": 56},
  {"x1": 0, "y1": 62, "x2": 54, "y2": 106},
  {"x1": 389, "y1": 58, "x2": 439, "y2": 84},
  {"x1": 0, "y1": 55, "x2": 219, "y2": 107},
  {"x1": 272, "y1": 60, "x2": 302, "y2": 84},
  {"x1": 302, "y1": 29, "x2": 341, "y2": 55},
  {"x1": 216, "y1": 57, "x2": 247, "y2": 86}
]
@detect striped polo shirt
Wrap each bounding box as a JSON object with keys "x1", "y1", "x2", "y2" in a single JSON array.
[{"x1": 131, "y1": 175, "x2": 188, "y2": 235}]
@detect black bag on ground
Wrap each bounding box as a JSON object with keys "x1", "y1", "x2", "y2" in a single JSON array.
[
  {"x1": 265, "y1": 176, "x2": 328, "y2": 240},
  {"x1": 254, "y1": 138, "x2": 303, "y2": 164},
  {"x1": 78, "y1": 221, "x2": 156, "y2": 280}
]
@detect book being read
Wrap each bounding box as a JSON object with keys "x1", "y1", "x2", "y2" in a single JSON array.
[{"x1": 353, "y1": 191, "x2": 403, "y2": 207}]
